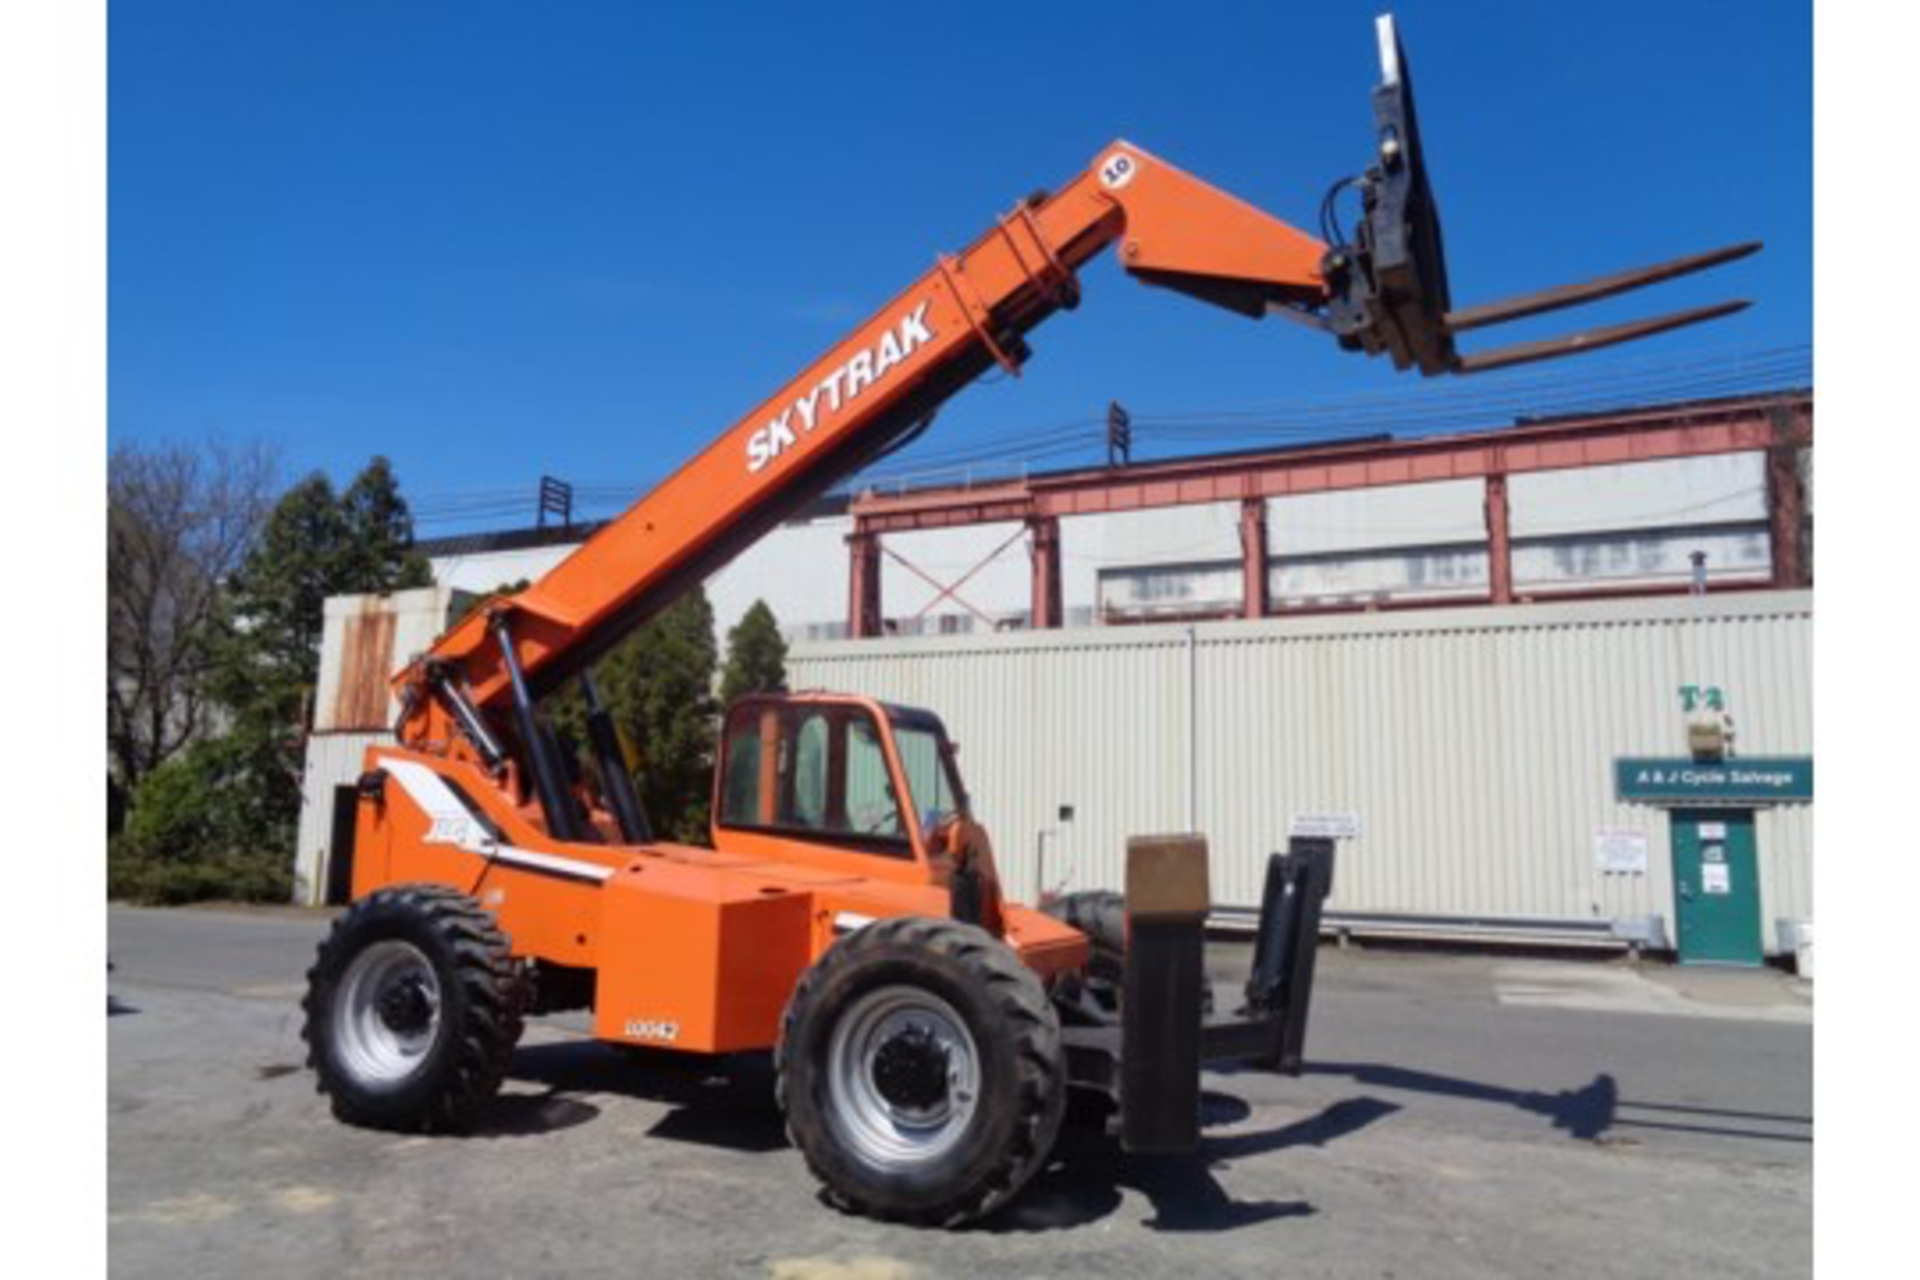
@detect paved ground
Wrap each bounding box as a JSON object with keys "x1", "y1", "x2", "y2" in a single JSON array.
[{"x1": 108, "y1": 906, "x2": 1811, "y2": 1279}]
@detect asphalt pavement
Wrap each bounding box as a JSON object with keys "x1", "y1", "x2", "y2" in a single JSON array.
[{"x1": 108, "y1": 905, "x2": 1811, "y2": 1279}]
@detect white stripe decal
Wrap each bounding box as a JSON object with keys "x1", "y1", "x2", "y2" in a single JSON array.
[
  {"x1": 380, "y1": 758, "x2": 613, "y2": 884},
  {"x1": 491, "y1": 845, "x2": 614, "y2": 883},
  {"x1": 382, "y1": 760, "x2": 493, "y2": 852},
  {"x1": 833, "y1": 912, "x2": 876, "y2": 934}
]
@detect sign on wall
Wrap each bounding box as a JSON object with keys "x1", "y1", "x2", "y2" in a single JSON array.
[
  {"x1": 1615, "y1": 757, "x2": 1813, "y2": 805},
  {"x1": 1594, "y1": 827, "x2": 1650, "y2": 874},
  {"x1": 1678, "y1": 684, "x2": 1727, "y2": 713},
  {"x1": 1290, "y1": 812, "x2": 1363, "y2": 840}
]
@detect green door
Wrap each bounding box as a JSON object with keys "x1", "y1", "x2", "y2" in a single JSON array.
[{"x1": 1670, "y1": 808, "x2": 1763, "y2": 966}]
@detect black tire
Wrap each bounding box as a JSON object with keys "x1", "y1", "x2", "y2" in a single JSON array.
[
  {"x1": 1043, "y1": 889, "x2": 1213, "y2": 1025},
  {"x1": 302, "y1": 884, "x2": 526, "y2": 1132},
  {"x1": 1042, "y1": 891, "x2": 1126, "y2": 1024},
  {"x1": 775, "y1": 916, "x2": 1067, "y2": 1227}
]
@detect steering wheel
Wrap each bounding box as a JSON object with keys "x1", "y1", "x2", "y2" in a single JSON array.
[{"x1": 853, "y1": 803, "x2": 900, "y2": 835}]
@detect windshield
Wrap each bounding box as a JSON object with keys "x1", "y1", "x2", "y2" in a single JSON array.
[
  {"x1": 890, "y1": 719, "x2": 968, "y2": 834},
  {"x1": 715, "y1": 700, "x2": 970, "y2": 855}
]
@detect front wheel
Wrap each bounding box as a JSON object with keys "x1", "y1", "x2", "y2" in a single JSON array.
[
  {"x1": 776, "y1": 916, "x2": 1066, "y2": 1226},
  {"x1": 302, "y1": 885, "x2": 526, "y2": 1132}
]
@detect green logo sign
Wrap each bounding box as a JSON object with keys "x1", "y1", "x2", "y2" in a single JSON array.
[
  {"x1": 1679, "y1": 684, "x2": 1726, "y2": 713},
  {"x1": 1615, "y1": 757, "x2": 1813, "y2": 805}
]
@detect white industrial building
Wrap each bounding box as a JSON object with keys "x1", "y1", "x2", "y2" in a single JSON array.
[
  {"x1": 788, "y1": 593, "x2": 1811, "y2": 956},
  {"x1": 297, "y1": 392, "x2": 1812, "y2": 965},
  {"x1": 425, "y1": 450, "x2": 1780, "y2": 647}
]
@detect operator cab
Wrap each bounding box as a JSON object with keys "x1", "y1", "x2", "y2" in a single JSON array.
[{"x1": 713, "y1": 693, "x2": 971, "y2": 869}]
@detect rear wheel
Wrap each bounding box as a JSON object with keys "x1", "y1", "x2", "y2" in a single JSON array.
[
  {"x1": 302, "y1": 885, "x2": 525, "y2": 1131},
  {"x1": 776, "y1": 916, "x2": 1066, "y2": 1226},
  {"x1": 1043, "y1": 889, "x2": 1214, "y2": 1026},
  {"x1": 1042, "y1": 891, "x2": 1126, "y2": 1024}
]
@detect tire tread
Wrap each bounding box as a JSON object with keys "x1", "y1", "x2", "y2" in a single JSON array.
[
  {"x1": 302, "y1": 884, "x2": 525, "y2": 1132},
  {"x1": 775, "y1": 916, "x2": 1066, "y2": 1227}
]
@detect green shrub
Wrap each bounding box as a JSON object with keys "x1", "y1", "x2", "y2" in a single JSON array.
[
  {"x1": 108, "y1": 850, "x2": 289, "y2": 906},
  {"x1": 110, "y1": 733, "x2": 295, "y2": 904}
]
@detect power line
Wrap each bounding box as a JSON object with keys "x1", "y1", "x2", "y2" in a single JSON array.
[
  {"x1": 405, "y1": 342, "x2": 1810, "y2": 532},
  {"x1": 853, "y1": 348, "x2": 1808, "y2": 487}
]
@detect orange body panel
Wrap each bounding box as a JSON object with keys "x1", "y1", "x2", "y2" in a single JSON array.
[
  {"x1": 357, "y1": 739, "x2": 1088, "y2": 1056},
  {"x1": 355, "y1": 752, "x2": 613, "y2": 966},
  {"x1": 592, "y1": 859, "x2": 816, "y2": 1052}
]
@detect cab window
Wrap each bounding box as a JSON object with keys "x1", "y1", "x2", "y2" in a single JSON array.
[
  {"x1": 786, "y1": 712, "x2": 831, "y2": 829},
  {"x1": 716, "y1": 702, "x2": 912, "y2": 854},
  {"x1": 892, "y1": 722, "x2": 964, "y2": 831},
  {"x1": 719, "y1": 728, "x2": 761, "y2": 827},
  {"x1": 845, "y1": 716, "x2": 901, "y2": 837}
]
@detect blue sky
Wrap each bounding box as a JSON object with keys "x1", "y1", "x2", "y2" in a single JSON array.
[{"x1": 110, "y1": 1, "x2": 1810, "y2": 531}]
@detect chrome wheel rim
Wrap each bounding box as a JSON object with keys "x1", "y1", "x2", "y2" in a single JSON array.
[
  {"x1": 826, "y1": 985, "x2": 981, "y2": 1171},
  {"x1": 333, "y1": 940, "x2": 441, "y2": 1089}
]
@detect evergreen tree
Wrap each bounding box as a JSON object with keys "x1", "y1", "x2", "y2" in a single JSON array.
[
  {"x1": 207, "y1": 473, "x2": 350, "y2": 726},
  {"x1": 210, "y1": 457, "x2": 431, "y2": 723},
  {"x1": 114, "y1": 457, "x2": 432, "y2": 902},
  {"x1": 339, "y1": 457, "x2": 433, "y2": 591},
  {"x1": 720, "y1": 599, "x2": 788, "y2": 705}
]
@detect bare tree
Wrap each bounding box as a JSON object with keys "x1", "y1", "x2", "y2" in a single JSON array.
[{"x1": 108, "y1": 437, "x2": 280, "y2": 794}]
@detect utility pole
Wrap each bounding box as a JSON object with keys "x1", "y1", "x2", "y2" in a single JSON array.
[
  {"x1": 537, "y1": 476, "x2": 573, "y2": 531},
  {"x1": 1106, "y1": 400, "x2": 1132, "y2": 468}
]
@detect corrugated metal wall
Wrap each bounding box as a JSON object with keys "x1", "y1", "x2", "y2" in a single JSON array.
[
  {"x1": 293, "y1": 731, "x2": 387, "y2": 906},
  {"x1": 789, "y1": 591, "x2": 1812, "y2": 950},
  {"x1": 313, "y1": 587, "x2": 466, "y2": 733}
]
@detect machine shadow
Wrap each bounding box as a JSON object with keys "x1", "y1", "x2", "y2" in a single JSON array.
[
  {"x1": 491, "y1": 1041, "x2": 1396, "y2": 1227},
  {"x1": 984, "y1": 1092, "x2": 1397, "y2": 1234},
  {"x1": 1203, "y1": 1056, "x2": 1813, "y2": 1148},
  {"x1": 1298, "y1": 1061, "x2": 1814, "y2": 1146},
  {"x1": 479, "y1": 1042, "x2": 1805, "y2": 1158},
  {"x1": 1299, "y1": 1061, "x2": 1622, "y2": 1139},
  {"x1": 1296, "y1": 1061, "x2": 1809, "y2": 1145},
  {"x1": 495, "y1": 1039, "x2": 786, "y2": 1151},
  {"x1": 471, "y1": 1088, "x2": 603, "y2": 1138}
]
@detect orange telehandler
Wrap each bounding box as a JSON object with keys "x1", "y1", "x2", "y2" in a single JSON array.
[{"x1": 302, "y1": 16, "x2": 1756, "y2": 1225}]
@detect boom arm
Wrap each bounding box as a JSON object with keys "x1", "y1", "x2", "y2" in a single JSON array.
[
  {"x1": 395, "y1": 141, "x2": 1331, "y2": 750},
  {"x1": 395, "y1": 20, "x2": 1758, "y2": 790}
]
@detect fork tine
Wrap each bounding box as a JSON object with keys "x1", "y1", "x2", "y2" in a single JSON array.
[
  {"x1": 1452, "y1": 301, "x2": 1751, "y2": 375},
  {"x1": 1444, "y1": 243, "x2": 1761, "y2": 334}
]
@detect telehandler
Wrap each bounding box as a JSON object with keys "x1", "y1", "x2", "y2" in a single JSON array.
[{"x1": 303, "y1": 16, "x2": 1756, "y2": 1225}]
